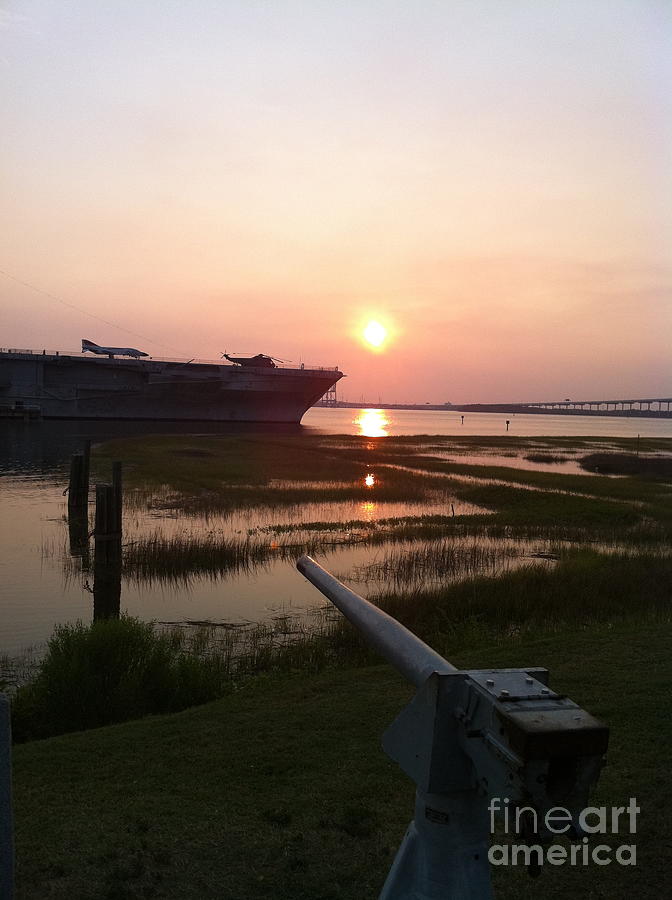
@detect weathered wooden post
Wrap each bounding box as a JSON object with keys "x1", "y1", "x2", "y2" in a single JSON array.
[
  {"x1": 67, "y1": 442, "x2": 90, "y2": 517},
  {"x1": 67, "y1": 451, "x2": 86, "y2": 516},
  {"x1": 0, "y1": 695, "x2": 14, "y2": 900},
  {"x1": 93, "y1": 471, "x2": 122, "y2": 620},
  {"x1": 67, "y1": 443, "x2": 91, "y2": 563},
  {"x1": 94, "y1": 484, "x2": 115, "y2": 565},
  {"x1": 67, "y1": 515, "x2": 90, "y2": 567}
]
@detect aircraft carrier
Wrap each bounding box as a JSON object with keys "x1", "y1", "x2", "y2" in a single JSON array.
[{"x1": 0, "y1": 346, "x2": 343, "y2": 423}]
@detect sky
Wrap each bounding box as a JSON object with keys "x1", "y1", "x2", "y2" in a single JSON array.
[{"x1": 1, "y1": 0, "x2": 670, "y2": 403}]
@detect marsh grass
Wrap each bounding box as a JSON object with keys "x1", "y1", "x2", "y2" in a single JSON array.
[
  {"x1": 116, "y1": 517, "x2": 643, "y2": 587},
  {"x1": 121, "y1": 473, "x2": 461, "y2": 515},
  {"x1": 347, "y1": 539, "x2": 525, "y2": 587},
  {"x1": 94, "y1": 435, "x2": 672, "y2": 542},
  {"x1": 184, "y1": 547, "x2": 672, "y2": 678},
  {"x1": 523, "y1": 452, "x2": 570, "y2": 463},
  {"x1": 63, "y1": 432, "x2": 672, "y2": 703},
  {"x1": 117, "y1": 526, "x2": 491, "y2": 585},
  {"x1": 380, "y1": 453, "x2": 672, "y2": 505},
  {"x1": 17, "y1": 541, "x2": 672, "y2": 742},
  {"x1": 10, "y1": 612, "x2": 347, "y2": 741},
  {"x1": 580, "y1": 452, "x2": 672, "y2": 478},
  {"x1": 122, "y1": 532, "x2": 299, "y2": 581},
  {"x1": 76, "y1": 470, "x2": 671, "y2": 587},
  {"x1": 145, "y1": 546, "x2": 672, "y2": 677},
  {"x1": 95, "y1": 434, "x2": 450, "y2": 508},
  {"x1": 11, "y1": 616, "x2": 234, "y2": 741},
  {"x1": 328, "y1": 549, "x2": 672, "y2": 667}
]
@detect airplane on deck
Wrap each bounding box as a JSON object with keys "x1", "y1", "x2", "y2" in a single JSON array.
[{"x1": 82, "y1": 339, "x2": 149, "y2": 359}]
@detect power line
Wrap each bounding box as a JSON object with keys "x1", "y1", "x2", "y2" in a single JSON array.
[{"x1": 0, "y1": 267, "x2": 190, "y2": 357}]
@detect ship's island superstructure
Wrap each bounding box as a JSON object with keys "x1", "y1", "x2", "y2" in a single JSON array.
[{"x1": 0, "y1": 342, "x2": 343, "y2": 423}]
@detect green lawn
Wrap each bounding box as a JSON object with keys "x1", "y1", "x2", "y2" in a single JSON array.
[{"x1": 13, "y1": 619, "x2": 672, "y2": 899}]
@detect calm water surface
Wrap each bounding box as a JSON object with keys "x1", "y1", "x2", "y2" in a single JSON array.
[{"x1": 1, "y1": 408, "x2": 671, "y2": 658}]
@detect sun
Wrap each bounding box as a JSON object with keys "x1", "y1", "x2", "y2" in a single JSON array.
[
  {"x1": 363, "y1": 320, "x2": 387, "y2": 348},
  {"x1": 352, "y1": 313, "x2": 396, "y2": 353}
]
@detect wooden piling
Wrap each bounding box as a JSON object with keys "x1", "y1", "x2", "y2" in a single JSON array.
[
  {"x1": 94, "y1": 484, "x2": 121, "y2": 566},
  {"x1": 67, "y1": 451, "x2": 87, "y2": 516},
  {"x1": 67, "y1": 442, "x2": 91, "y2": 517},
  {"x1": 66, "y1": 443, "x2": 91, "y2": 565},
  {"x1": 93, "y1": 481, "x2": 122, "y2": 619}
]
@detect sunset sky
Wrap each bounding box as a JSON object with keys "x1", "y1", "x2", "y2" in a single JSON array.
[{"x1": 1, "y1": 0, "x2": 670, "y2": 403}]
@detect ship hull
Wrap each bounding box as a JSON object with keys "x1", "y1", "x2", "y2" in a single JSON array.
[{"x1": 0, "y1": 351, "x2": 343, "y2": 423}]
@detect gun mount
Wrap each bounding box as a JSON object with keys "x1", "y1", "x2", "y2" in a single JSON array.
[{"x1": 296, "y1": 555, "x2": 609, "y2": 899}]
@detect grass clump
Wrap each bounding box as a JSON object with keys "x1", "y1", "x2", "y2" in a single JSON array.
[
  {"x1": 348, "y1": 539, "x2": 520, "y2": 587},
  {"x1": 123, "y1": 532, "x2": 284, "y2": 581},
  {"x1": 371, "y1": 549, "x2": 672, "y2": 656},
  {"x1": 11, "y1": 616, "x2": 231, "y2": 741},
  {"x1": 579, "y1": 452, "x2": 672, "y2": 478},
  {"x1": 523, "y1": 452, "x2": 570, "y2": 463}
]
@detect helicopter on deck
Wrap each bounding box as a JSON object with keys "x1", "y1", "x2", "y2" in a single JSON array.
[{"x1": 222, "y1": 353, "x2": 289, "y2": 369}]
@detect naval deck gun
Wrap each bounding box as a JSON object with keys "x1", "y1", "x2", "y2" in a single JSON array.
[{"x1": 297, "y1": 555, "x2": 609, "y2": 899}]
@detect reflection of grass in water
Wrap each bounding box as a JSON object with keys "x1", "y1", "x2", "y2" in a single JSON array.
[
  {"x1": 118, "y1": 514, "x2": 661, "y2": 587},
  {"x1": 347, "y1": 540, "x2": 527, "y2": 588},
  {"x1": 118, "y1": 525, "x2": 503, "y2": 585},
  {"x1": 523, "y1": 452, "x2": 570, "y2": 463},
  {"x1": 121, "y1": 474, "x2": 460, "y2": 514},
  {"x1": 65, "y1": 429, "x2": 672, "y2": 598},
  {"x1": 122, "y1": 532, "x2": 318, "y2": 582}
]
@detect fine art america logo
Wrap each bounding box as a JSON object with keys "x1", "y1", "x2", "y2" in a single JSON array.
[{"x1": 488, "y1": 797, "x2": 639, "y2": 867}]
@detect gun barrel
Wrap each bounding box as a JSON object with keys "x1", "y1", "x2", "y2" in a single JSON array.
[{"x1": 297, "y1": 555, "x2": 456, "y2": 686}]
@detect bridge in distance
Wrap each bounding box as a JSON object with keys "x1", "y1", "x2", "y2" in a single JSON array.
[
  {"x1": 319, "y1": 396, "x2": 672, "y2": 418},
  {"x1": 455, "y1": 396, "x2": 672, "y2": 418}
]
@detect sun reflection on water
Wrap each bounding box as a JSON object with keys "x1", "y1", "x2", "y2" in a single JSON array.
[
  {"x1": 355, "y1": 408, "x2": 390, "y2": 437},
  {"x1": 359, "y1": 501, "x2": 377, "y2": 523}
]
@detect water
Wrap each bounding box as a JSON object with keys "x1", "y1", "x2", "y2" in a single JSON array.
[
  {"x1": 303, "y1": 407, "x2": 672, "y2": 438},
  {"x1": 1, "y1": 408, "x2": 670, "y2": 660}
]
